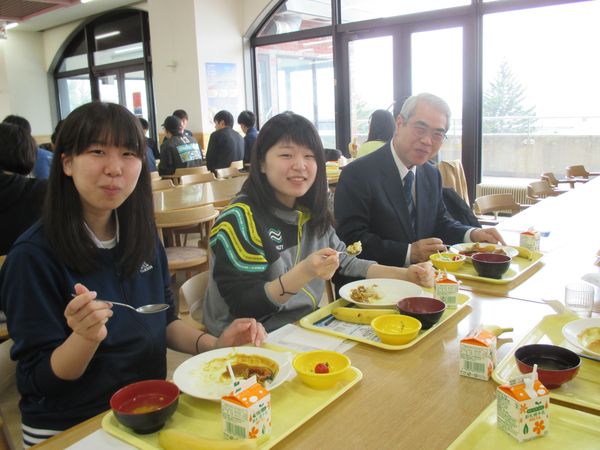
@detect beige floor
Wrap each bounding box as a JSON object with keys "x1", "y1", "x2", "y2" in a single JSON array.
[{"x1": 0, "y1": 270, "x2": 199, "y2": 449}]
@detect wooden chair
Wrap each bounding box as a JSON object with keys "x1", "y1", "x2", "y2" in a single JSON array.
[
  {"x1": 229, "y1": 160, "x2": 244, "y2": 170},
  {"x1": 215, "y1": 166, "x2": 244, "y2": 179},
  {"x1": 150, "y1": 171, "x2": 161, "y2": 180},
  {"x1": 155, "y1": 205, "x2": 219, "y2": 287},
  {"x1": 151, "y1": 179, "x2": 175, "y2": 191},
  {"x1": 174, "y1": 166, "x2": 209, "y2": 177},
  {"x1": 179, "y1": 271, "x2": 209, "y2": 324},
  {"x1": 566, "y1": 164, "x2": 599, "y2": 180},
  {"x1": 179, "y1": 172, "x2": 217, "y2": 185},
  {"x1": 540, "y1": 172, "x2": 574, "y2": 189},
  {"x1": 526, "y1": 180, "x2": 563, "y2": 203},
  {"x1": 472, "y1": 193, "x2": 523, "y2": 225},
  {"x1": 438, "y1": 159, "x2": 470, "y2": 205}
]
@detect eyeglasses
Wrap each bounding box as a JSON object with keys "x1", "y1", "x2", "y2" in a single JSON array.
[{"x1": 409, "y1": 123, "x2": 447, "y2": 144}]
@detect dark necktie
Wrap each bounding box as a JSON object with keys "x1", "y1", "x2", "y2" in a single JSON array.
[{"x1": 403, "y1": 171, "x2": 415, "y2": 229}]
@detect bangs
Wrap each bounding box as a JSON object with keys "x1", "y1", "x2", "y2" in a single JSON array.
[{"x1": 57, "y1": 102, "x2": 145, "y2": 157}]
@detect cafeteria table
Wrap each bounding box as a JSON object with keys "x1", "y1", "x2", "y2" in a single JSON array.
[{"x1": 32, "y1": 176, "x2": 600, "y2": 449}]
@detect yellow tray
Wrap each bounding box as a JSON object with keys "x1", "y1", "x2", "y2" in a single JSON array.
[
  {"x1": 448, "y1": 400, "x2": 600, "y2": 449},
  {"x1": 299, "y1": 293, "x2": 470, "y2": 350},
  {"x1": 492, "y1": 313, "x2": 600, "y2": 413},
  {"x1": 102, "y1": 366, "x2": 362, "y2": 449},
  {"x1": 447, "y1": 251, "x2": 543, "y2": 284}
]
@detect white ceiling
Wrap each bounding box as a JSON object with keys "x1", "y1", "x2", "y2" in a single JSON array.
[{"x1": 4, "y1": 0, "x2": 141, "y2": 32}]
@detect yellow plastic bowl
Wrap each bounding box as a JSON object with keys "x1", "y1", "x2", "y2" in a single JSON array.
[
  {"x1": 292, "y1": 350, "x2": 351, "y2": 390},
  {"x1": 429, "y1": 252, "x2": 466, "y2": 271},
  {"x1": 371, "y1": 314, "x2": 422, "y2": 345}
]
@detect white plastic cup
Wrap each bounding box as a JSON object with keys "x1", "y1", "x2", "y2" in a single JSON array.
[{"x1": 564, "y1": 282, "x2": 594, "y2": 318}]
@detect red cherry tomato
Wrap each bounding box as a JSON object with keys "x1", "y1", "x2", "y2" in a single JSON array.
[{"x1": 314, "y1": 362, "x2": 330, "y2": 374}]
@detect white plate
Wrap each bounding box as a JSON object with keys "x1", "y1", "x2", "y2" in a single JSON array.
[
  {"x1": 173, "y1": 347, "x2": 293, "y2": 400},
  {"x1": 339, "y1": 278, "x2": 424, "y2": 309},
  {"x1": 449, "y1": 243, "x2": 519, "y2": 259},
  {"x1": 562, "y1": 318, "x2": 600, "y2": 357}
]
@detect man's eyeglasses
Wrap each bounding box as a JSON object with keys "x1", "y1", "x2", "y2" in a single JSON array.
[{"x1": 409, "y1": 123, "x2": 447, "y2": 144}]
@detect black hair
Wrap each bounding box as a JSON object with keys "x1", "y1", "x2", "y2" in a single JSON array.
[
  {"x1": 367, "y1": 109, "x2": 396, "y2": 142},
  {"x1": 243, "y1": 111, "x2": 331, "y2": 237},
  {"x1": 44, "y1": 102, "x2": 155, "y2": 277},
  {"x1": 50, "y1": 119, "x2": 64, "y2": 146},
  {"x1": 237, "y1": 110, "x2": 256, "y2": 128},
  {"x1": 139, "y1": 117, "x2": 149, "y2": 130},
  {"x1": 214, "y1": 110, "x2": 234, "y2": 127},
  {"x1": 3, "y1": 115, "x2": 32, "y2": 134},
  {"x1": 0, "y1": 123, "x2": 37, "y2": 174},
  {"x1": 172, "y1": 109, "x2": 188, "y2": 121}
]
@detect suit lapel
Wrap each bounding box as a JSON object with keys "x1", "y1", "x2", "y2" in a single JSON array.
[{"x1": 377, "y1": 146, "x2": 416, "y2": 240}]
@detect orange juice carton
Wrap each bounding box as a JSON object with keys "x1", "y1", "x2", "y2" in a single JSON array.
[
  {"x1": 221, "y1": 375, "x2": 271, "y2": 440},
  {"x1": 434, "y1": 271, "x2": 459, "y2": 308},
  {"x1": 459, "y1": 327, "x2": 496, "y2": 380},
  {"x1": 520, "y1": 229, "x2": 540, "y2": 252},
  {"x1": 496, "y1": 368, "x2": 549, "y2": 442}
]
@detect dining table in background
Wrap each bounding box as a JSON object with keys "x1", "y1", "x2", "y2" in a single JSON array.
[
  {"x1": 153, "y1": 176, "x2": 247, "y2": 212},
  {"x1": 32, "y1": 175, "x2": 600, "y2": 449}
]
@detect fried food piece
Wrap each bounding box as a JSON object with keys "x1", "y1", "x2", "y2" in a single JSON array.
[
  {"x1": 346, "y1": 241, "x2": 362, "y2": 255},
  {"x1": 349, "y1": 284, "x2": 381, "y2": 303}
]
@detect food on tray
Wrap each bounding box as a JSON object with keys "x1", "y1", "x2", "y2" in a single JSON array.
[
  {"x1": 203, "y1": 353, "x2": 278, "y2": 386},
  {"x1": 349, "y1": 284, "x2": 382, "y2": 303},
  {"x1": 459, "y1": 243, "x2": 507, "y2": 256},
  {"x1": 331, "y1": 307, "x2": 394, "y2": 324},
  {"x1": 346, "y1": 241, "x2": 362, "y2": 255},
  {"x1": 314, "y1": 362, "x2": 330, "y2": 374},
  {"x1": 578, "y1": 326, "x2": 600, "y2": 353}
]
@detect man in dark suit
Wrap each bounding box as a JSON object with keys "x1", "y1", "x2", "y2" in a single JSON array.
[
  {"x1": 334, "y1": 93, "x2": 503, "y2": 267},
  {"x1": 206, "y1": 110, "x2": 244, "y2": 173}
]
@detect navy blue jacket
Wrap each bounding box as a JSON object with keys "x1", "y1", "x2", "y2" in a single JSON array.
[{"x1": 0, "y1": 222, "x2": 177, "y2": 431}]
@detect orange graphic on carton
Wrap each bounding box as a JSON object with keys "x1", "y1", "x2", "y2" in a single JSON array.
[
  {"x1": 221, "y1": 376, "x2": 272, "y2": 441},
  {"x1": 434, "y1": 271, "x2": 459, "y2": 308},
  {"x1": 498, "y1": 379, "x2": 549, "y2": 401},
  {"x1": 459, "y1": 327, "x2": 497, "y2": 381}
]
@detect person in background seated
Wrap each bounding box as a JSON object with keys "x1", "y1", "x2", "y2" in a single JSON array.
[
  {"x1": 356, "y1": 109, "x2": 395, "y2": 158},
  {"x1": 202, "y1": 111, "x2": 433, "y2": 335},
  {"x1": 334, "y1": 93, "x2": 504, "y2": 269},
  {"x1": 172, "y1": 109, "x2": 193, "y2": 138},
  {"x1": 237, "y1": 110, "x2": 258, "y2": 167},
  {"x1": 138, "y1": 118, "x2": 157, "y2": 172},
  {"x1": 3, "y1": 115, "x2": 53, "y2": 180},
  {"x1": 0, "y1": 102, "x2": 265, "y2": 446},
  {"x1": 139, "y1": 117, "x2": 159, "y2": 160},
  {"x1": 0, "y1": 123, "x2": 47, "y2": 254},
  {"x1": 205, "y1": 110, "x2": 244, "y2": 173},
  {"x1": 158, "y1": 115, "x2": 203, "y2": 176}
]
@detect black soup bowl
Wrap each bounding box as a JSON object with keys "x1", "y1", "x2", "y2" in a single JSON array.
[
  {"x1": 110, "y1": 379, "x2": 179, "y2": 434},
  {"x1": 514, "y1": 344, "x2": 581, "y2": 389},
  {"x1": 397, "y1": 297, "x2": 446, "y2": 330},
  {"x1": 471, "y1": 252, "x2": 511, "y2": 279}
]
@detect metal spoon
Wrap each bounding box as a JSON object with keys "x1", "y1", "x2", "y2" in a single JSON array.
[
  {"x1": 70, "y1": 294, "x2": 169, "y2": 314},
  {"x1": 108, "y1": 301, "x2": 170, "y2": 314}
]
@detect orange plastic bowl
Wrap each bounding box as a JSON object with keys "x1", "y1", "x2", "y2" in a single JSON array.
[{"x1": 110, "y1": 380, "x2": 179, "y2": 434}]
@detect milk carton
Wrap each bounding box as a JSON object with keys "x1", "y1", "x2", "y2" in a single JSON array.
[
  {"x1": 221, "y1": 376, "x2": 271, "y2": 440},
  {"x1": 459, "y1": 327, "x2": 496, "y2": 380},
  {"x1": 434, "y1": 271, "x2": 459, "y2": 308},
  {"x1": 496, "y1": 369, "x2": 549, "y2": 442},
  {"x1": 520, "y1": 229, "x2": 540, "y2": 252}
]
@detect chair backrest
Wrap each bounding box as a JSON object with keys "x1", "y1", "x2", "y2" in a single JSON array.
[
  {"x1": 540, "y1": 172, "x2": 559, "y2": 187},
  {"x1": 151, "y1": 179, "x2": 175, "y2": 191},
  {"x1": 566, "y1": 165, "x2": 589, "y2": 179},
  {"x1": 438, "y1": 159, "x2": 469, "y2": 205},
  {"x1": 174, "y1": 166, "x2": 209, "y2": 177},
  {"x1": 155, "y1": 204, "x2": 219, "y2": 243},
  {"x1": 215, "y1": 166, "x2": 244, "y2": 179},
  {"x1": 179, "y1": 172, "x2": 216, "y2": 185},
  {"x1": 527, "y1": 180, "x2": 560, "y2": 201},
  {"x1": 229, "y1": 160, "x2": 244, "y2": 170},
  {"x1": 473, "y1": 193, "x2": 520, "y2": 222},
  {"x1": 150, "y1": 171, "x2": 162, "y2": 180},
  {"x1": 179, "y1": 271, "x2": 209, "y2": 323}
]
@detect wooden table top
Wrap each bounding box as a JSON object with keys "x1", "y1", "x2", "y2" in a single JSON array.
[
  {"x1": 153, "y1": 176, "x2": 247, "y2": 212},
  {"x1": 33, "y1": 176, "x2": 600, "y2": 449}
]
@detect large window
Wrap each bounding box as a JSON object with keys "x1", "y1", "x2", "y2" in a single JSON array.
[
  {"x1": 251, "y1": 0, "x2": 598, "y2": 195},
  {"x1": 53, "y1": 10, "x2": 154, "y2": 135},
  {"x1": 482, "y1": 1, "x2": 600, "y2": 181}
]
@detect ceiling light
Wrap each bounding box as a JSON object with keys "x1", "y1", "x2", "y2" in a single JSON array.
[
  {"x1": 95, "y1": 31, "x2": 120, "y2": 40},
  {"x1": 5, "y1": 22, "x2": 19, "y2": 30},
  {"x1": 81, "y1": 0, "x2": 95, "y2": 4}
]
